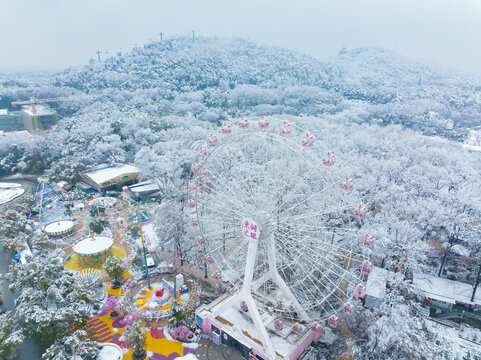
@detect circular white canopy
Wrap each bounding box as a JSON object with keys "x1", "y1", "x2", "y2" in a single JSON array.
[
  {"x1": 44, "y1": 220, "x2": 74, "y2": 234},
  {"x1": 73, "y1": 236, "x2": 113, "y2": 256},
  {"x1": 97, "y1": 343, "x2": 122, "y2": 360}
]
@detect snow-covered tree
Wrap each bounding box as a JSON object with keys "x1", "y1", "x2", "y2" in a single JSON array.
[
  {"x1": 103, "y1": 255, "x2": 126, "y2": 288},
  {"x1": 1, "y1": 250, "x2": 92, "y2": 344},
  {"x1": 0, "y1": 311, "x2": 24, "y2": 359},
  {"x1": 122, "y1": 320, "x2": 147, "y2": 359},
  {"x1": 351, "y1": 278, "x2": 433, "y2": 360},
  {"x1": 41, "y1": 330, "x2": 101, "y2": 360}
]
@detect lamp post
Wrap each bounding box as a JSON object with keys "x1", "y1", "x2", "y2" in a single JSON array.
[{"x1": 137, "y1": 194, "x2": 151, "y2": 289}]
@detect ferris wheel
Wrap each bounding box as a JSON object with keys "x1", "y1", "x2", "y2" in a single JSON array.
[{"x1": 187, "y1": 116, "x2": 373, "y2": 357}]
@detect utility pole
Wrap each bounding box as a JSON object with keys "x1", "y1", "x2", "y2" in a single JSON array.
[
  {"x1": 472, "y1": 263, "x2": 481, "y2": 302},
  {"x1": 159, "y1": 32, "x2": 163, "y2": 42},
  {"x1": 96, "y1": 50, "x2": 101, "y2": 62}
]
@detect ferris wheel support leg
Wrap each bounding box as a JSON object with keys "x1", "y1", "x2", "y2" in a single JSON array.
[{"x1": 266, "y1": 234, "x2": 310, "y2": 322}]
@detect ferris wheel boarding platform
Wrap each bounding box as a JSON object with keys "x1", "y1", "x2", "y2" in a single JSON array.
[{"x1": 195, "y1": 292, "x2": 334, "y2": 360}]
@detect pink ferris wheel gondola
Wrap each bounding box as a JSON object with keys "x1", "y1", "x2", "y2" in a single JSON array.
[
  {"x1": 191, "y1": 162, "x2": 200, "y2": 174},
  {"x1": 188, "y1": 180, "x2": 196, "y2": 191},
  {"x1": 353, "y1": 203, "x2": 366, "y2": 219},
  {"x1": 221, "y1": 123, "x2": 232, "y2": 135},
  {"x1": 360, "y1": 233, "x2": 373, "y2": 248},
  {"x1": 213, "y1": 271, "x2": 222, "y2": 281},
  {"x1": 240, "y1": 301, "x2": 248, "y2": 312},
  {"x1": 274, "y1": 319, "x2": 283, "y2": 331},
  {"x1": 322, "y1": 152, "x2": 335, "y2": 166},
  {"x1": 327, "y1": 315, "x2": 338, "y2": 328},
  {"x1": 196, "y1": 236, "x2": 205, "y2": 246},
  {"x1": 200, "y1": 170, "x2": 210, "y2": 181},
  {"x1": 354, "y1": 283, "x2": 366, "y2": 298},
  {"x1": 191, "y1": 217, "x2": 199, "y2": 227},
  {"x1": 208, "y1": 133, "x2": 218, "y2": 145},
  {"x1": 340, "y1": 176, "x2": 353, "y2": 191},
  {"x1": 198, "y1": 146, "x2": 207, "y2": 158},
  {"x1": 204, "y1": 254, "x2": 213, "y2": 264},
  {"x1": 227, "y1": 286, "x2": 235, "y2": 296},
  {"x1": 280, "y1": 120, "x2": 291, "y2": 135},
  {"x1": 342, "y1": 302, "x2": 354, "y2": 316},
  {"x1": 302, "y1": 133, "x2": 314, "y2": 147},
  {"x1": 258, "y1": 116, "x2": 269, "y2": 129},
  {"x1": 361, "y1": 260, "x2": 373, "y2": 275},
  {"x1": 188, "y1": 198, "x2": 196, "y2": 208},
  {"x1": 292, "y1": 323, "x2": 302, "y2": 335},
  {"x1": 238, "y1": 116, "x2": 249, "y2": 129}
]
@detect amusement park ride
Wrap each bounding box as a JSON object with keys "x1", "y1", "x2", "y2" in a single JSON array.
[
  {"x1": 185, "y1": 116, "x2": 374, "y2": 359},
  {"x1": 29, "y1": 177, "x2": 64, "y2": 219}
]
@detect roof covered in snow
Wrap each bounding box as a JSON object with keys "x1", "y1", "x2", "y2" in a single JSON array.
[
  {"x1": 413, "y1": 273, "x2": 481, "y2": 306},
  {"x1": 73, "y1": 236, "x2": 113, "y2": 255},
  {"x1": 128, "y1": 179, "x2": 160, "y2": 194},
  {"x1": 365, "y1": 266, "x2": 403, "y2": 299},
  {"x1": 21, "y1": 104, "x2": 56, "y2": 116},
  {"x1": 82, "y1": 164, "x2": 139, "y2": 185}
]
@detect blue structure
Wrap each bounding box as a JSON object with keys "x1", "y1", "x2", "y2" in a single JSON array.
[{"x1": 30, "y1": 177, "x2": 64, "y2": 219}]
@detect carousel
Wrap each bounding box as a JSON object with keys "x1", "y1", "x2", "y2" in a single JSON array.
[
  {"x1": 73, "y1": 234, "x2": 114, "y2": 268},
  {"x1": 44, "y1": 220, "x2": 74, "y2": 237}
]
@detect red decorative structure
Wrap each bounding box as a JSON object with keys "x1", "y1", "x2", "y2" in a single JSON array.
[
  {"x1": 360, "y1": 232, "x2": 373, "y2": 248},
  {"x1": 238, "y1": 116, "x2": 249, "y2": 129},
  {"x1": 280, "y1": 120, "x2": 291, "y2": 135},
  {"x1": 322, "y1": 152, "x2": 335, "y2": 166},
  {"x1": 327, "y1": 315, "x2": 338, "y2": 328},
  {"x1": 354, "y1": 283, "x2": 366, "y2": 298},
  {"x1": 353, "y1": 203, "x2": 366, "y2": 219},
  {"x1": 258, "y1": 116, "x2": 270, "y2": 129},
  {"x1": 302, "y1": 133, "x2": 314, "y2": 148},
  {"x1": 155, "y1": 289, "x2": 164, "y2": 297},
  {"x1": 361, "y1": 260, "x2": 373, "y2": 275},
  {"x1": 342, "y1": 302, "x2": 354, "y2": 316},
  {"x1": 208, "y1": 133, "x2": 218, "y2": 145},
  {"x1": 340, "y1": 176, "x2": 353, "y2": 191},
  {"x1": 222, "y1": 123, "x2": 232, "y2": 135}
]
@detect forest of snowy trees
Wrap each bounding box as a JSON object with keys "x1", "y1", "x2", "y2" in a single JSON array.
[{"x1": 0, "y1": 36, "x2": 481, "y2": 359}]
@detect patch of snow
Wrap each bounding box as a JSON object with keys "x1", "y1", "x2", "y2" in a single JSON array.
[
  {"x1": 174, "y1": 354, "x2": 198, "y2": 360},
  {"x1": 0, "y1": 182, "x2": 25, "y2": 204}
]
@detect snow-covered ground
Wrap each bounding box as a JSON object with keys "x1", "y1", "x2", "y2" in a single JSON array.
[
  {"x1": 174, "y1": 354, "x2": 198, "y2": 360},
  {"x1": 426, "y1": 320, "x2": 481, "y2": 358},
  {"x1": 0, "y1": 182, "x2": 25, "y2": 204}
]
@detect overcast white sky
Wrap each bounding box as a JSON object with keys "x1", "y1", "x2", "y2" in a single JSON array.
[{"x1": 1, "y1": 0, "x2": 480, "y2": 73}]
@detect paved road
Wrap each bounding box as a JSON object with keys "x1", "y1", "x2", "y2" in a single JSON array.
[{"x1": 195, "y1": 338, "x2": 244, "y2": 360}]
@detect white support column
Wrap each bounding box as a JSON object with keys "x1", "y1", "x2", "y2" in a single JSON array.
[{"x1": 266, "y1": 233, "x2": 310, "y2": 322}]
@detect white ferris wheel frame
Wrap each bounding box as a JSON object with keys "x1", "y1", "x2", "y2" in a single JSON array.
[{"x1": 189, "y1": 117, "x2": 369, "y2": 358}]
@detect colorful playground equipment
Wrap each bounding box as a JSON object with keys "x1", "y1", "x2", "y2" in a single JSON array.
[{"x1": 129, "y1": 211, "x2": 150, "y2": 223}]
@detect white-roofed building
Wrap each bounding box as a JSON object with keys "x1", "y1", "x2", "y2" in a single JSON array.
[
  {"x1": 128, "y1": 179, "x2": 161, "y2": 199},
  {"x1": 79, "y1": 164, "x2": 139, "y2": 193}
]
